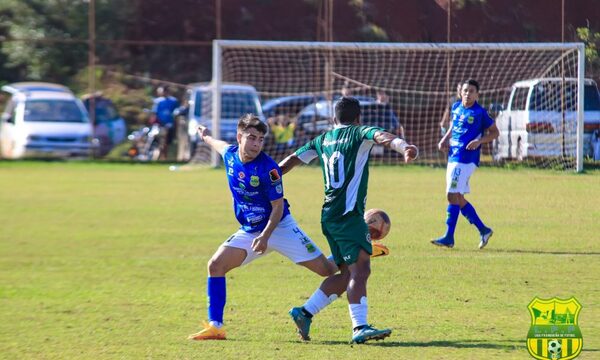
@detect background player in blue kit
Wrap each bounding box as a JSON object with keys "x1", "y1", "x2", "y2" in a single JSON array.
[
  {"x1": 432, "y1": 79, "x2": 499, "y2": 249},
  {"x1": 188, "y1": 114, "x2": 335, "y2": 340}
]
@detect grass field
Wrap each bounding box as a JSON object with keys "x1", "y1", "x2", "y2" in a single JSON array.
[{"x1": 0, "y1": 161, "x2": 598, "y2": 359}]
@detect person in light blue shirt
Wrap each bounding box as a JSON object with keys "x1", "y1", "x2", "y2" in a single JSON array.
[
  {"x1": 188, "y1": 114, "x2": 335, "y2": 341},
  {"x1": 432, "y1": 79, "x2": 499, "y2": 249}
]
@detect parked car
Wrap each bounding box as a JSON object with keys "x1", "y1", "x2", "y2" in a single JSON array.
[
  {"x1": 294, "y1": 97, "x2": 402, "y2": 157},
  {"x1": 81, "y1": 93, "x2": 127, "y2": 156},
  {"x1": 183, "y1": 83, "x2": 265, "y2": 160},
  {"x1": 494, "y1": 78, "x2": 600, "y2": 160},
  {"x1": 296, "y1": 97, "x2": 400, "y2": 135},
  {"x1": 262, "y1": 95, "x2": 325, "y2": 118},
  {"x1": 0, "y1": 82, "x2": 96, "y2": 159}
]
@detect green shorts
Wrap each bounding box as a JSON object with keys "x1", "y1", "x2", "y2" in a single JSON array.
[{"x1": 321, "y1": 212, "x2": 372, "y2": 266}]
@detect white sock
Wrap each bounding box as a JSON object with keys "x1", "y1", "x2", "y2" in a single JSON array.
[
  {"x1": 303, "y1": 289, "x2": 338, "y2": 316},
  {"x1": 349, "y1": 296, "x2": 368, "y2": 329},
  {"x1": 209, "y1": 321, "x2": 223, "y2": 328}
]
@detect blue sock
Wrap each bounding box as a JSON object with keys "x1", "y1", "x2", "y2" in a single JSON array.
[
  {"x1": 460, "y1": 202, "x2": 487, "y2": 233},
  {"x1": 207, "y1": 277, "x2": 226, "y2": 324},
  {"x1": 444, "y1": 204, "x2": 460, "y2": 239}
]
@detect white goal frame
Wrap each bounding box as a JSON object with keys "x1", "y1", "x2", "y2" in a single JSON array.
[{"x1": 211, "y1": 40, "x2": 585, "y2": 172}]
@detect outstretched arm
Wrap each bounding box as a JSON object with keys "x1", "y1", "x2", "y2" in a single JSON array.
[
  {"x1": 438, "y1": 124, "x2": 453, "y2": 153},
  {"x1": 197, "y1": 125, "x2": 229, "y2": 155},
  {"x1": 278, "y1": 154, "x2": 304, "y2": 175},
  {"x1": 373, "y1": 131, "x2": 419, "y2": 163}
]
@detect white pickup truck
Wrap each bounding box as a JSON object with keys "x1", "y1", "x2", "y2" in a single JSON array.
[{"x1": 493, "y1": 78, "x2": 600, "y2": 160}]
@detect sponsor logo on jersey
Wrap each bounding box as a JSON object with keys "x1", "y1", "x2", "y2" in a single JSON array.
[
  {"x1": 323, "y1": 138, "x2": 349, "y2": 146},
  {"x1": 526, "y1": 297, "x2": 583, "y2": 360},
  {"x1": 238, "y1": 172, "x2": 245, "y2": 179},
  {"x1": 228, "y1": 167, "x2": 234, "y2": 176},
  {"x1": 247, "y1": 214, "x2": 265, "y2": 224},
  {"x1": 269, "y1": 169, "x2": 281, "y2": 183},
  {"x1": 276, "y1": 184, "x2": 283, "y2": 194}
]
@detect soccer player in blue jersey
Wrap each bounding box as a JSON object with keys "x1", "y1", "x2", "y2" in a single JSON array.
[
  {"x1": 279, "y1": 97, "x2": 418, "y2": 344},
  {"x1": 431, "y1": 79, "x2": 499, "y2": 249},
  {"x1": 188, "y1": 114, "x2": 335, "y2": 341}
]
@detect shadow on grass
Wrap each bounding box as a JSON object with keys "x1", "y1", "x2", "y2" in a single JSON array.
[
  {"x1": 486, "y1": 249, "x2": 600, "y2": 256},
  {"x1": 305, "y1": 339, "x2": 526, "y2": 350}
]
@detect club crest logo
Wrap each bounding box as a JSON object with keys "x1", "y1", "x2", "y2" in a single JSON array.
[
  {"x1": 250, "y1": 175, "x2": 260, "y2": 187},
  {"x1": 526, "y1": 297, "x2": 583, "y2": 360},
  {"x1": 467, "y1": 116, "x2": 474, "y2": 124}
]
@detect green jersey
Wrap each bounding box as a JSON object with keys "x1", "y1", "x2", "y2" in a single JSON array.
[{"x1": 295, "y1": 124, "x2": 383, "y2": 220}]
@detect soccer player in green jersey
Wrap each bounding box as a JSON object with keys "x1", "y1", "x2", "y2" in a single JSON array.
[{"x1": 279, "y1": 97, "x2": 418, "y2": 344}]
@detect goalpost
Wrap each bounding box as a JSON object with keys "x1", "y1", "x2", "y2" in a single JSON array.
[{"x1": 203, "y1": 40, "x2": 585, "y2": 172}]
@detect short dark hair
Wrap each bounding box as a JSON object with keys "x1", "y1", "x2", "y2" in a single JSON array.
[
  {"x1": 237, "y1": 113, "x2": 268, "y2": 135},
  {"x1": 462, "y1": 79, "x2": 480, "y2": 92},
  {"x1": 335, "y1": 97, "x2": 361, "y2": 124}
]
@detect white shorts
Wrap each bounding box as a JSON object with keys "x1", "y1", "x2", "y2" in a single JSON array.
[
  {"x1": 223, "y1": 215, "x2": 323, "y2": 266},
  {"x1": 446, "y1": 162, "x2": 477, "y2": 194}
]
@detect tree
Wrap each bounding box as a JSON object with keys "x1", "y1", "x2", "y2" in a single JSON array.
[{"x1": 577, "y1": 25, "x2": 600, "y2": 80}]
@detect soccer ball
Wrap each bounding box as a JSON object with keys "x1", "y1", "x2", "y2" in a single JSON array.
[
  {"x1": 547, "y1": 339, "x2": 562, "y2": 357},
  {"x1": 364, "y1": 208, "x2": 391, "y2": 240}
]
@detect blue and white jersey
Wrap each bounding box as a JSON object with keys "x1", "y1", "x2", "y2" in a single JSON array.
[
  {"x1": 448, "y1": 101, "x2": 494, "y2": 166},
  {"x1": 152, "y1": 96, "x2": 179, "y2": 125},
  {"x1": 222, "y1": 145, "x2": 290, "y2": 233}
]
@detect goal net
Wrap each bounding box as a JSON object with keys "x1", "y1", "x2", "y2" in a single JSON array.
[{"x1": 193, "y1": 41, "x2": 585, "y2": 171}]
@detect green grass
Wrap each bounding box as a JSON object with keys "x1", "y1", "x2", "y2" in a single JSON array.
[{"x1": 0, "y1": 161, "x2": 598, "y2": 359}]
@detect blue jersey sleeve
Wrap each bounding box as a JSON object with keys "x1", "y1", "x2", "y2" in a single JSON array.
[
  {"x1": 263, "y1": 166, "x2": 284, "y2": 201},
  {"x1": 481, "y1": 108, "x2": 494, "y2": 130},
  {"x1": 221, "y1": 145, "x2": 234, "y2": 161}
]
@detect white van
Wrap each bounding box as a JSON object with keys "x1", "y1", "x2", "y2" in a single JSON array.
[
  {"x1": 0, "y1": 82, "x2": 95, "y2": 159},
  {"x1": 494, "y1": 78, "x2": 600, "y2": 160}
]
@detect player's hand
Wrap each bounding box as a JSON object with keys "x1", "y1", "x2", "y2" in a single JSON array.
[
  {"x1": 251, "y1": 234, "x2": 269, "y2": 254},
  {"x1": 466, "y1": 140, "x2": 481, "y2": 150},
  {"x1": 197, "y1": 125, "x2": 211, "y2": 141},
  {"x1": 438, "y1": 139, "x2": 449, "y2": 152},
  {"x1": 403, "y1": 145, "x2": 419, "y2": 163}
]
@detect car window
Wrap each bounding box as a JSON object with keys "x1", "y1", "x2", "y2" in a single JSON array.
[
  {"x1": 584, "y1": 84, "x2": 600, "y2": 111},
  {"x1": 1, "y1": 99, "x2": 16, "y2": 123},
  {"x1": 24, "y1": 100, "x2": 86, "y2": 123},
  {"x1": 193, "y1": 91, "x2": 203, "y2": 117},
  {"x1": 360, "y1": 104, "x2": 399, "y2": 131},
  {"x1": 195, "y1": 91, "x2": 258, "y2": 118},
  {"x1": 0, "y1": 93, "x2": 9, "y2": 114},
  {"x1": 529, "y1": 82, "x2": 576, "y2": 111},
  {"x1": 222, "y1": 93, "x2": 258, "y2": 118},
  {"x1": 84, "y1": 98, "x2": 120, "y2": 122},
  {"x1": 511, "y1": 87, "x2": 529, "y2": 111}
]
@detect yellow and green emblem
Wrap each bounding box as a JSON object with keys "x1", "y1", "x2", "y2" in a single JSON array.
[{"x1": 526, "y1": 297, "x2": 582, "y2": 360}]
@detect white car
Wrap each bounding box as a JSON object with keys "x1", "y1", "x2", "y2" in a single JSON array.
[
  {"x1": 0, "y1": 82, "x2": 96, "y2": 159},
  {"x1": 494, "y1": 78, "x2": 600, "y2": 160}
]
